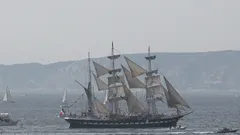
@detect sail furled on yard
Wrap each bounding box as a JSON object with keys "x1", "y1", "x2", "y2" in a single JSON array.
[
  {"x1": 163, "y1": 76, "x2": 190, "y2": 109},
  {"x1": 124, "y1": 56, "x2": 147, "y2": 77},
  {"x1": 121, "y1": 65, "x2": 146, "y2": 89},
  {"x1": 92, "y1": 61, "x2": 109, "y2": 77}
]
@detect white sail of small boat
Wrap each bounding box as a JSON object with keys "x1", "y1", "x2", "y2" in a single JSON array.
[
  {"x1": 62, "y1": 89, "x2": 67, "y2": 104},
  {"x1": 3, "y1": 87, "x2": 15, "y2": 103},
  {"x1": 59, "y1": 89, "x2": 69, "y2": 118}
]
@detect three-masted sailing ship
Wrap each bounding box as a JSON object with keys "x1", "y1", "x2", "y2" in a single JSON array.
[{"x1": 64, "y1": 42, "x2": 193, "y2": 128}]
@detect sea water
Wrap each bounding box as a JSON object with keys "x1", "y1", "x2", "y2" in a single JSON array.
[{"x1": 0, "y1": 91, "x2": 239, "y2": 135}]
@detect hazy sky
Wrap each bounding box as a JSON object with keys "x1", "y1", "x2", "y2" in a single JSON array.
[{"x1": 0, "y1": 0, "x2": 239, "y2": 64}]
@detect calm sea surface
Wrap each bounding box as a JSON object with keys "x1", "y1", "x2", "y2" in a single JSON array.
[{"x1": 0, "y1": 91, "x2": 239, "y2": 135}]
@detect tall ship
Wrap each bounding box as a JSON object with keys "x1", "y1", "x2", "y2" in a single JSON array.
[{"x1": 64, "y1": 42, "x2": 193, "y2": 128}]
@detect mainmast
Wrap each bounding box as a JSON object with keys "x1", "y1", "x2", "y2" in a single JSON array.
[
  {"x1": 106, "y1": 42, "x2": 120, "y2": 114},
  {"x1": 147, "y1": 47, "x2": 152, "y2": 71},
  {"x1": 111, "y1": 43, "x2": 118, "y2": 114},
  {"x1": 92, "y1": 42, "x2": 147, "y2": 115},
  {"x1": 122, "y1": 46, "x2": 161, "y2": 116},
  {"x1": 145, "y1": 46, "x2": 157, "y2": 115}
]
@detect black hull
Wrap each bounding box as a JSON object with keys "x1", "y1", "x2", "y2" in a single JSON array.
[
  {"x1": 65, "y1": 115, "x2": 183, "y2": 129},
  {"x1": 217, "y1": 129, "x2": 238, "y2": 133}
]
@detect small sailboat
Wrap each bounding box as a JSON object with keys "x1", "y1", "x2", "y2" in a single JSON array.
[
  {"x1": 170, "y1": 125, "x2": 187, "y2": 130},
  {"x1": 59, "y1": 89, "x2": 69, "y2": 118},
  {"x1": 216, "y1": 127, "x2": 238, "y2": 133},
  {"x1": 3, "y1": 87, "x2": 15, "y2": 103}
]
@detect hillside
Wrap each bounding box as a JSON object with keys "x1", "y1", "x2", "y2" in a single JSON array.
[{"x1": 0, "y1": 50, "x2": 239, "y2": 92}]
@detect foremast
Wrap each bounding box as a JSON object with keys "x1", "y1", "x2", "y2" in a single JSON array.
[{"x1": 75, "y1": 52, "x2": 110, "y2": 117}]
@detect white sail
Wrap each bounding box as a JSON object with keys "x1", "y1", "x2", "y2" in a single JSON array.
[
  {"x1": 124, "y1": 56, "x2": 147, "y2": 77},
  {"x1": 62, "y1": 89, "x2": 67, "y2": 103},
  {"x1": 92, "y1": 61, "x2": 109, "y2": 77},
  {"x1": 121, "y1": 65, "x2": 146, "y2": 89},
  {"x1": 122, "y1": 85, "x2": 147, "y2": 114},
  {"x1": 3, "y1": 91, "x2": 7, "y2": 101},
  {"x1": 163, "y1": 76, "x2": 190, "y2": 109},
  {"x1": 93, "y1": 73, "x2": 108, "y2": 90},
  {"x1": 3, "y1": 87, "x2": 14, "y2": 103}
]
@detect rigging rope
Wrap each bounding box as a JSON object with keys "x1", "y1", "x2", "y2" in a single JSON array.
[{"x1": 69, "y1": 93, "x2": 85, "y2": 107}]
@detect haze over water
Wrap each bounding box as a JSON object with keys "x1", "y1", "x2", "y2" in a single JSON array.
[{"x1": 0, "y1": 90, "x2": 239, "y2": 135}]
